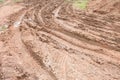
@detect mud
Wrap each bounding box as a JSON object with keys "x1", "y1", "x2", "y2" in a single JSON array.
[{"x1": 0, "y1": 0, "x2": 120, "y2": 80}]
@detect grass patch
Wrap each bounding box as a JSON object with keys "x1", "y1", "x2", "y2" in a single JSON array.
[
  {"x1": 13, "y1": 0, "x2": 22, "y2": 3},
  {"x1": 0, "y1": 0, "x2": 4, "y2": 3},
  {"x1": 72, "y1": 0, "x2": 88, "y2": 10},
  {"x1": 0, "y1": 0, "x2": 22, "y2": 3},
  {"x1": 0, "y1": 25, "x2": 8, "y2": 31}
]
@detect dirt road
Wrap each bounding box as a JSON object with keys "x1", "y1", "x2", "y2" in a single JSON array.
[{"x1": 0, "y1": 0, "x2": 120, "y2": 80}]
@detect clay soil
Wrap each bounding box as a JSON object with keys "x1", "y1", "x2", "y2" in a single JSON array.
[{"x1": 0, "y1": 0, "x2": 120, "y2": 80}]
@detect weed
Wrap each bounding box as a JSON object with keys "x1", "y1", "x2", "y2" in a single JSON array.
[
  {"x1": 0, "y1": 0, "x2": 4, "y2": 3},
  {"x1": 0, "y1": 0, "x2": 22, "y2": 3},
  {"x1": 0, "y1": 25, "x2": 8, "y2": 31},
  {"x1": 13, "y1": 0, "x2": 22, "y2": 3},
  {"x1": 69, "y1": 0, "x2": 88, "y2": 10}
]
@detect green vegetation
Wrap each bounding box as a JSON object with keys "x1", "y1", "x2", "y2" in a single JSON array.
[
  {"x1": 13, "y1": 0, "x2": 22, "y2": 2},
  {"x1": 0, "y1": 25, "x2": 8, "y2": 31},
  {"x1": 72, "y1": 0, "x2": 88, "y2": 10},
  {"x1": 0, "y1": 0, "x2": 4, "y2": 3},
  {"x1": 0, "y1": 0, "x2": 22, "y2": 3}
]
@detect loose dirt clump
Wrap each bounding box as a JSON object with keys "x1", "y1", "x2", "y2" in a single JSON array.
[
  {"x1": 0, "y1": 0, "x2": 120, "y2": 80},
  {"x1": 87, "y1": 0, "x2": 120, "y2": 15}
]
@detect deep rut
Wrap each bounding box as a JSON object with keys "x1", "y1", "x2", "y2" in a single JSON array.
[{"x1": 0, "y1": 0, "x2": 120, "y2": 80}]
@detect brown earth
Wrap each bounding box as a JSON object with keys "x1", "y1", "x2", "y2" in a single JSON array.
[
  {"x1": 87, "y1": 0, "x2": 120, "y2": 14},
  {"x1": 0, "y1": 0, "x2": 120, "y2": 80}
]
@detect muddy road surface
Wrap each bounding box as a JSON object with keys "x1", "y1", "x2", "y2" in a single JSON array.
[{"x1": 0, "y1": 0, "x2": 120, "y2": 80}]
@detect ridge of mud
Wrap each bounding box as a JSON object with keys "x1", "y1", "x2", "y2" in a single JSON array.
[{"x1": 0, "y1": 0, "x2": 120, "y2": 80}]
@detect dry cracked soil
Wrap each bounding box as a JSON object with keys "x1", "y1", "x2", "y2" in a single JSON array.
[{"x1": 0, "y1": 0, "x2": 120, "y2": 80}]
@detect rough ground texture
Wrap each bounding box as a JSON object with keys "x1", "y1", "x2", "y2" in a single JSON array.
[
  {"x1": 88, "y1": 0, "x2": 120, "y2": 14},
  {"x1": 0, "y1": 0, "x2": 120, "y2": 80}
]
